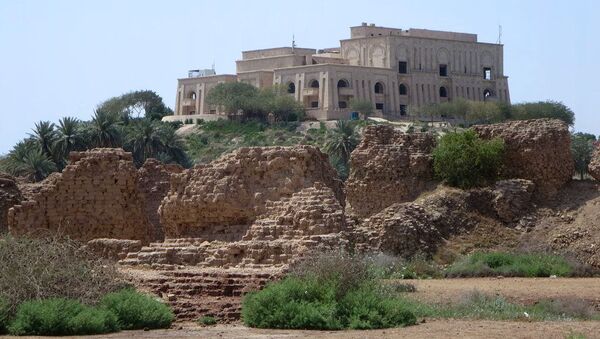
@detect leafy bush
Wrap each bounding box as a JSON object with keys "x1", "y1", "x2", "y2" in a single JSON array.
[
  {"x1": 445, "y1": 252, "x2": 573, "y2": 278},
  {"x1": 198, "y1": 316, "x2": 217, "y2": 326},
  {"x1": 243, "y1": 252, "x2": 417, "y2": 330},
  {"x1": 8, "y1": 298, "x2": 118, "y2": 336},
  {"x1": 433, "y1": 130, "x2": 504, "y2": 188},
  {"x1": 100, "y1": 289, "x2": 174, "y2": 330},
  {"x1": 0, "y1": 235, "x2": 124, "y2": 314},
  {"x1": 0, "y1": 298, "x2": 9, "y2": 334}
]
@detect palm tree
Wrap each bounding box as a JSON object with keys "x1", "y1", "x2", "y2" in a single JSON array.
[
  {"x1": 29, "y1": 121, "x2": 57, "y2": 158},
  {"x1": 6, "y1": 145, "x2": 57, "y2": 182},
  {"x1": 158, "y1": 125, "x2": 191, "y2": 167},
  {"x1": 54, "y1": 117, "x2": 82, "y2": 168},
  {"x1": 91, "y1": 110, "x2": 122, "y2": 147},
  {"x1": 324, "y1": 120, "x2": 359, "y2": 165},
  {"x1": 126, "y1": 119, "x2": 164, "y2": 165}
]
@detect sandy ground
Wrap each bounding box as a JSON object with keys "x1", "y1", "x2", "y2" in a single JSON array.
[
  {"x1": 408, "y1": 277, "x2": 600, "y2": 306},
  {"x1": 74, "y1": 320, "x2": 600, "y2": 339}
]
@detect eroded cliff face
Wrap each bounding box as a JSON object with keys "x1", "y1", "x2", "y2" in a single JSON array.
[
  {"x1": 345, "y1": 125, "x2": 436, "y2": 218},
  {"x1": 472, "y1": 119, "x2": 574, "y2": 199},
  {"x1": 158, "y1": 145, "x2": 344, "y2": 239},
  {"x1": 0, "y1": 173, "x2": 22, "y2": 233},
  {"x1": 589, "y1": 144, "x2": 600, "y2": 181},
  {"x1": 8, "y1": 149, "x2": 152, "y2": 243}
]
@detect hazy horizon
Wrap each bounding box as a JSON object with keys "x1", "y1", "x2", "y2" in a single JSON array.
[{"x1": 1, "y1": 0, "x2": 598, "y2": 153}]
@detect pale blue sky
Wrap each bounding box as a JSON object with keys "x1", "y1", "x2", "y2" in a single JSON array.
[{"x1": 1, "y1": 0, "x2": 598, "y2": 153}]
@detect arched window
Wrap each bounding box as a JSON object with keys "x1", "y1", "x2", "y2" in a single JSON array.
[
  {"x1": 309, "y1": 79, "x2": 319, "y2": 88},
  {"x1": 439, "y1": 86, "x2": 448, "y2": 98},
  {"x1": 483, "y1": 89, "x2": 493, "y2": 100},
  {"x1": 190, "y1": 92, "x2": 197, "y2": 100},
  {"x1": 337, "y1": 79, "x2": 349, "y2": 88},
  {"x1": 374, "y1": 82, "x2": 384, "y2": 94},
  {"x1": 287, "y1": 82, "x2": 295, "y2": 94},
  {"x1": 399, "y1": 84, "x2": 408, "y2": 95}
]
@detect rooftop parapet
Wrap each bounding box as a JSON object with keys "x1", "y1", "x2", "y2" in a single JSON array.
[{"x1": 350, "y1": 23, "x2": 477, "y2": 42}]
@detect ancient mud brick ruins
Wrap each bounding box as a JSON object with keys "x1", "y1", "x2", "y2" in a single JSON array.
[{"x1": 2, "y1": 118, "x2": 593, "y2": 321}]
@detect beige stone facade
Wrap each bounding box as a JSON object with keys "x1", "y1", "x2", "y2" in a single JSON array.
[{"x1": 166, "y1": 23, "x2": 510, "y2": 122}]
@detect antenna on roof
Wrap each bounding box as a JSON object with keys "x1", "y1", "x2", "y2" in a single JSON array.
[
  {"x1": 292, "y1": 34, "x2": 296, "y2": 53},
  {"x1": 497, "y1": 25, "x2": 502, "y2": 44}
]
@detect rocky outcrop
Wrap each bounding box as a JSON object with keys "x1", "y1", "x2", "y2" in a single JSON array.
[
  {"x1": 355, "y1": 180, "x2": 535, "y2": 258},
  {"x1": 8, "y1": 149, "x2": 151, "y2": 243},
  {"x1": 346, "y1": 125, "x2": 435, "y2": 218},
  {"x1": 589, "y1": 144, "x2": 600, "y2": 181},
  {"x1": 0, "y1": 173, "x2": 22, "y2": 233},
  {"x1": 137, "y1": 159, "x2": 183, "y2": 241},
  {"x1": 473, "y1": 119, "x2": 573, "y2": 199},
  {"x1": 159, "y1": 146, "x2": 344, "y2": 239}
]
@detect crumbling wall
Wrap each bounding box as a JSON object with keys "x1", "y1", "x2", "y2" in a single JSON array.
[
  {"x1": 473, "y1": 119, "x2": 573, "y2": 199},
  {"x1": 589, "y1": 144, "x2": 600, "y2": 181},
  {"x1": 345, "y1": 125, "x2": 435, "y2": 218},
  {"x1": 355, "y1": 180, "x2": 535, "y2": 257},
  {"x1": 8, "y1": 149, "x2": 151, "y2": 243},
  {"x1": 0, "y1": 173, "x2": 22, "y2": 233},
  {"x1": 137, "y1": 159, "x2": 183, "y2": 241},
  {"x1": 159, "y1": 146, "x2": 344, "y2": 239}
]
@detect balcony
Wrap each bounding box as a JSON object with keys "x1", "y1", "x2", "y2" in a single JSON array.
[
  {"x1": 303, "y1": 88, "x2": 319, "y2": 96},
  {"x1": 182, "y1": 98, "x2": 196, "y2": 106},
  {"x1": 338, "y1": 88, "x2": 354, "y2": 96}
]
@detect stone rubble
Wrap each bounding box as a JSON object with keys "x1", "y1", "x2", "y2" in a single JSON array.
[
  {"x1": 0, "y1": 173, "x2": 22, "y2": 233},
  {"x1": 589, "y1": 144, "x2": 600, "y2": 181}
]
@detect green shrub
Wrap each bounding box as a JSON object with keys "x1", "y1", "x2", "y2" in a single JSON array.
[
  {"x1": 446, "y1": 252, "x2": 573, "y2": 278},
  {"x1": 8, "y1": 298, "x2": 118, "y2": 336},
  {"x1": 100, "y1": 289, "x2": 174, "y2": 330},
  {"x1": 0, "y1": 298, "x2": 9, "y2": 334},
  {"x1": 198, "y1": 316, "x2": 217, "y2": 326},
  {"x1": 243, "y1": 252, "x2": 417, "y2": 330},
  {"x1": 433, "y1": 130, "x2": 504, "y2": 188}
]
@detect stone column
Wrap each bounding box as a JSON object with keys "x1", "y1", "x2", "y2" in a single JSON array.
[{"x1": 195, "y1": 84, "x2": 201, "y2": 114}]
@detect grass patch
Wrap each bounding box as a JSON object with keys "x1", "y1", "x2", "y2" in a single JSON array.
[
  {"x1": 0, "y1": 298, "x2": 9, "y2": 334},
  {"x1": 8, "y1": 298, "x2": 118, "y2": 336},
  {"x1": 198, "y1": 316, "x2": 217, "y2": 326},
  {"x1": 100, "y1": 288, "x2": 174, "y2": 330},
  {"x1": 446, "y1": 252, "x2": 573, "y2": 278}
]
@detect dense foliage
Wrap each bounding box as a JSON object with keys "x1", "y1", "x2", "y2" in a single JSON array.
[
  {"x1": 8, "y1": 298, "x2": 118, "y2": 336},
  {"x1": 349, "y1": 99, "x2": 374, "y2": 119},
  {"x1": 418, "y1": 99, "x2": 575, "y2": 126},
  {"x1": 1, "y1": 91, "x2": 189, "y2": 181},
  {"x1": 571, "y1": 132, "x2": 597, "y2": 180},
  {"x1": 100, "y1": 289, "x2": 174, "y2": 330},
  {"x1": 432, "y1": 130, "x2": 505, "y2": 188},
  {"x1": 323, "y1": 120, "x2": 360, "y2": 180},
  {"x1": 242, "y1": 252, "x2": 417, "y2": 330},
  {"x1": 445, "y1": 252, "x2": 573, "y2": 278},
  {"x1": 206, "y1": 83, "x2": 305, "y2": 122}
]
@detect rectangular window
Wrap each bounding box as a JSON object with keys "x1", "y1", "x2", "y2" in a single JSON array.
[
  {"x1": 400, "y1": 105, "x2": 407, "y2": 116},
  {"x1": 398, "y1": 61, "x2": 408, "y2": 74},
  {"x1": 311, "y1": 101, "x2": 319, "y2": 108},
  {"x1": 375, "y1": 103, "x2": 384, "y2": 110},
  {"x1": 483, "y1": 67, "x2": 492, "y2": 80},
  {"x1": 209, "y1": 109, "x2": 216, "y2": 114},
  {"x1": 439, "y1": 64, "x2": 448, "y2": 77},
  {"x1": 339, "y1": 101, "x2": 347, "y2": 109}
]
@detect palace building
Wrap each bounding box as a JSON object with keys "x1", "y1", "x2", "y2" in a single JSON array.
[{"x1": 167, "y1": 23, "x2": 510, "y2": 122}]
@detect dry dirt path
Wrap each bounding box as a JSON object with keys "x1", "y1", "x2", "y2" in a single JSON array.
[{"x1": 85, "y1": 320, "x2": 600, "y2": 339}]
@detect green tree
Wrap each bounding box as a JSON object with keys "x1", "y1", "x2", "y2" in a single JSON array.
[
  {"x1": 571, "y1": 132, "x2": 597, "y2": 180},
  {"x1": 97, "y1": 90, "x2": 173, "y2": 121},
  {"x1": 125, "y1": 119, "x2": 165, "y2": 166},
  {"x1": 349, "y1": 99, "x2": 373, "y2": 120},
  {"x1": 157, "y1": 125, "x2": 191, "y2": 167},
  {"x1": 14, "y1": 147, "x2": 57, "y2": 182},
  {"x1": 324, "y1": 120, "x2": 359, "y2": 180},
  {"x1": 29, "y1": 121, "x2": 57, "y2": 159},
  {"x1": 90, "y1": 110, "x2": 122, "y2": 147},
  {"x1": 511, "y1": 101, "x2": 575, "y2": 126},
  {"x1": 54, "y1": 117, "x2": 83, "y2": 168},
  {"x1": 206, "y1": 82, "x2": 263, "y2": 120},
  {"x1": 433, "y1": 130, "x2": 505, "y2": 189},
  {"x1": 259, "y1": 86, "x2": 305, "y2": 122}
]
